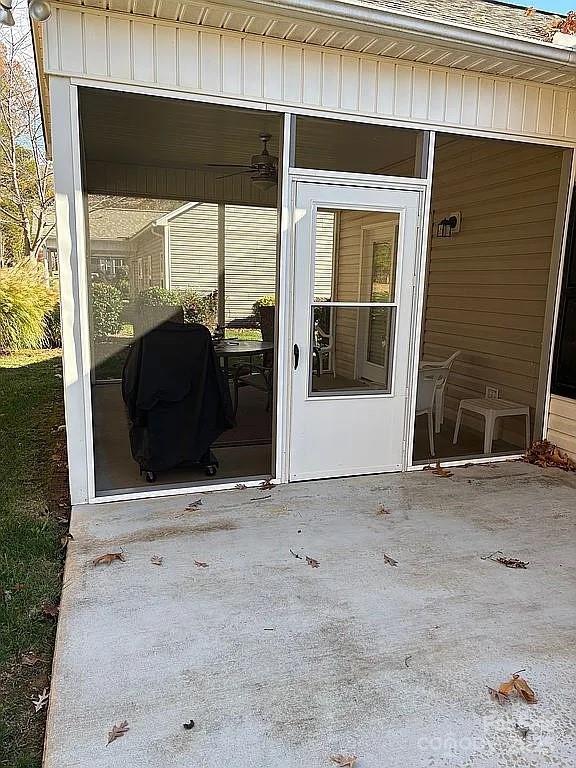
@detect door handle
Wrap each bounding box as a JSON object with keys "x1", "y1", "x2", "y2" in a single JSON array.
[{"x1": 293, "y1": 343, "x2": 300, "y2": 370}]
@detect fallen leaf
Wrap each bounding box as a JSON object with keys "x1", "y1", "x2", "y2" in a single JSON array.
[
  {"x1": 183, "y1": 719, "x2": 195, "y2": 730},
  {"x1": 482, "y1": 551, "x2": 529, "y2": 569},
  {"x1": 107, "y1": 720, "x2": 129, "y2": 745},
  {"x1": 185, "y1": 499, "x2": 203, "y2": 511},
  {"x1": 31, "y1": 688, "x2": 49, "y2": 713},
  {"x1": 512, "y1": 674, "x2": 537, "y2": 704},
  {"x1": 150, "y1": 555, "x2": 164, "y2": 566},
  {"x1": 194, "y1": 560, "x2": 209, "y2": 568},
  {"x1": 432, "y1": 462, "x2": 453, "y2": 478},
  {"x1": 60, "y1": 533, "x2": 74, "y2": 549},
  {"x1": 330, "y1": 755, "x2": 357, "y2": 767},
  {"x1": 487, "y1": 685, "x2": 509, "y2": 705},
  {"x1": 306, "y1": 556, "x2": 320, "y2": 568},
  {"x1": 92, "y1": 552, "x2": 126, "y2": 566},
  {"x1": 523, "y1": 440, "x2": 576, "y2": 473},
  {"x1": 260, "y1": 479, "x2": 275, "y2": 490},
  {"x1": 289, "y1": 548, "x2": 303, "y2": 560},
  {"x1": 21, "y1": 652, "x2": 43, "y2": 667},
  {"x1": 41, "y1": 601, "x2": 59, "y2": 619},
  {"x1": 383, "y1": 553, "x2": 398, "y2": 567},
  {"x1": 235, "y1": 483, "x2": 248, "y2": 490},
  {"x1": 376, "y1": 505, "x2": 391, "y2": 515},
  {"x1": 515, "y1": 723, "x2": 529, "y2": 740}
]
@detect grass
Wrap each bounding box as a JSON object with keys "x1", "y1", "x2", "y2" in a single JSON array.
[{"x1": 0, "y1": 350, "x2": 68, "y2": 768}]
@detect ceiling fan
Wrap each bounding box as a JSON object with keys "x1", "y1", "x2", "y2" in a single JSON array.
[{"x1": 196, "y1": 133, "x2": 278, "y2": 191}]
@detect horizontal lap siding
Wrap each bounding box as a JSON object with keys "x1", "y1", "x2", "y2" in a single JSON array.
[
  {"x1": 44, "y1": 8, "x2": 576, "y2": 143},
  {"x1": 130, "y1": 227, "x2": 164, "y2": 289},
  {"x1": 168, "y1": 203, "x2": 218, "y2": 295},
  {"x1": 547, "y1": 395, "x2": 576, "y2": 459},
  {"x1": 224, "y1": 205, "x2": 277, "y2": 324},
  {"x1": 423, "y1": 137, "x2": 564, "y2": 441}
]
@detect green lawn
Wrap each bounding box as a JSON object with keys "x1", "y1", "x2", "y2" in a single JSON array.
[{"x1": 0, "y1": 350, "x2": 68, "y2": 768}]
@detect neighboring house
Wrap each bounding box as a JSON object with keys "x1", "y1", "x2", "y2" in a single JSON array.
[
  {"x1": 30, "y1": 0, "x2": 576, "y2": 504},
  {"x1": 123, "y1": 201, "x2": 334, "y2": 325}
]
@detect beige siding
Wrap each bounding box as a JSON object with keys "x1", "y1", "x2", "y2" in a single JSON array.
[
  {"x1": 168, "y1": 203, "x2": 219, "y2": 297},
  {"x1": 422, "y1": 136, "x2": 564, "y2": 441},
  {"x1": 547, "y1": 395, "x2": 576, "y2": 459},
  {"x1": 130, "y1": 227, "x2": 165, "y2": 291},
  {"x1": 224, "y1": 205, "x2": 278, "y2": 324}
]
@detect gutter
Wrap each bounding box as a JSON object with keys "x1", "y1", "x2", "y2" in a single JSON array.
[{"x1": 233, "y1": 0, "x2": 576, "y2": 69}]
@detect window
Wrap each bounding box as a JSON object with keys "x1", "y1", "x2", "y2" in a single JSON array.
[{"x1": 552, "y1": 194, "x2": 576, "y2": 400}]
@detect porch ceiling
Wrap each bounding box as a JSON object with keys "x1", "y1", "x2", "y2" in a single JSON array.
[{"x1": 52, "y1": 0, "x2": 576, "y2": 87}]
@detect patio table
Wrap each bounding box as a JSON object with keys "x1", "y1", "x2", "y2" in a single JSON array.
[{"x1": 213, "y1": 340, "x2": 274, "y2": 379}]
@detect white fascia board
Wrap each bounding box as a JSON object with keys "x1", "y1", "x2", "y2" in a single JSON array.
[{"x1": 154, "y1": 201, "x2": 202, "y2": 226}]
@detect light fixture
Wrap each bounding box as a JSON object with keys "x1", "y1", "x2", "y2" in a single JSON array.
[
  {"x1": 436, "y1": 215, "x2": 458, "y2": 238},
  {"x1": 0, "y1": 0, "x2": 15, "y2": 27},
  {"x1": 28, "y1": 0, "x2": 52, "y2": 22},
  {"x1": 251, "y1": 174, "x2": 277, "y2": 191}
]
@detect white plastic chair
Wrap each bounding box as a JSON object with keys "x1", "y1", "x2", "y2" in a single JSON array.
[
  {"x1": 420, "y1": 350, "x2": 461, "y2": 432},
  {"x1": 312, "y1": 322, "x2": 334, "y2": 376},
  {"x1": 416, "y1": 373, "x2": 437, "y2": 457}
]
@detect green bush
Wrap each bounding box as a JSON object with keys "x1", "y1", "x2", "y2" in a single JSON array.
[
  {"x1": 91, "y1": 282, "x2": 124, "y2": 339},
  {"x1": 43, "y1": 303, "x2": 62, "y2": 348},
  {"x1": 0, "y1": 263, "x2": 57, "y2": 351},
  {"x1": 253, "y1": 295, "x2": 276, "y2": 317},
  {"x1": 136, "y1": 287, "x2": 218, "y2": 330}
]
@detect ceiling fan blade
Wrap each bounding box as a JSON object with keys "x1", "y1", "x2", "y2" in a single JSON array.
[
  {"x1": 216, "y1": 170, "x2": 254, "y2": 180},
  {"x1": 192, "y1": 164, "x2": 253, "y2": 172}
]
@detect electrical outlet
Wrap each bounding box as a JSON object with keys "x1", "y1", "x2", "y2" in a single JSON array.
[{"x1": 486, "y1": 386, "x2": 499, "y2": 399}]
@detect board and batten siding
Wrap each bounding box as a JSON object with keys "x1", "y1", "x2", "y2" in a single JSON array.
[
  {"x1": 422, "y1": 136, "x2": 565, "y2": 442},
  {"x1": 130, "y1": 226, "x2": 165, "y2": 290},
  {"x1": 547, "y1": 395, "x2": 576, "y2": 459},
  {"x1": 43, "y1": 7, "x2": 576, "y2": 145}
]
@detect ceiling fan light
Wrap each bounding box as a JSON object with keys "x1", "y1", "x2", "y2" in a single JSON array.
[
  {"x1": 28, "y1": 0, "x2": 52, "y2": 22},
  {"x1": 252, "y1": 177, "x2": 277, "y2": 191}
]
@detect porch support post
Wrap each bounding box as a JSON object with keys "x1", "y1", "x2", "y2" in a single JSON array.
[
  {"x1": 217, "y1": 203, "x2": 226, "y2": 327},
  {"x1": 50, "y1": 77, "x2": 92, "y2": 504},
  {"x1": 274, "y1": 113, "x2": 296, "y2": 482}
]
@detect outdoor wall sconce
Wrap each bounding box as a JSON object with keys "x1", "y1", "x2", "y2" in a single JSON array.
[
  {"x1": 0, "y1": 0, "x2": 52, "y2": 27},
  {"x1": 437, "y1": 215, "x2": 459, "y2": 238}
]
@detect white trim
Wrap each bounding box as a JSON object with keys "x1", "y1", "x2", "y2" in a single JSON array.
[
  {"x1": 407, "y1": 453, "x2": 524, "y2": 471},
  {"x1": 163, "y1": 224, "x2": 171, "y2": 289},
  {"x1": 274, "y1": 113, "x2": 296, "y2": 484},
  {"x1": 407, "y1": 131, "x2": 435, "y2": 470},
  {"x1": 541, "y1": 150, "x2": 576, "y2": 439},
  {"x1": 155, "y1": 201, "x2": 202, "y2": 226},
  {"x1": 89, "y1": 478, "x2": 274, "y2": 504},
  {"x1": 68, "y1": 78, "x2": 576, "y2": 150}
]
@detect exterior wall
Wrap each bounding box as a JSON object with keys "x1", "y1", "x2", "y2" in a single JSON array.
[
  {"x1": 422, "y1": 136, "x2": 565, "y2": 440},
  {"x1": 168, "y1": 203, "x2": 219, "y2": 297},
  {"x1": 43, "y1": 8, "x2": 576, "y2": 145},
  {"x1": 130, "y1": 227, "x2": 165, "y2": 291},
  {"x1": 547, "y1": 395, "x2": 576, "y2": 458}
]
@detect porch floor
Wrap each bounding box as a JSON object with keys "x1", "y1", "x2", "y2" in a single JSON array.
[{"x1": 45, "y1": 463, "x2": 576, "y2": 767}]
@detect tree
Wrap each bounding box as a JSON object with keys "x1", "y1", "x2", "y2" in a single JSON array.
[{"x1": 0, "y1": 12, "x2": 54, "y2": 264}]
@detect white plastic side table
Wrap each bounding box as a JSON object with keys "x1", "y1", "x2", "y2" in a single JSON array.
[{"x1": 452, "y1": 398, "x2": 530, "y2": 454}]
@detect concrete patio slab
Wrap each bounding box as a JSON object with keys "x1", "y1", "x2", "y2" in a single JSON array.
[{"x1": 44, "y1": 463, "x2": 576, "y2": 767}]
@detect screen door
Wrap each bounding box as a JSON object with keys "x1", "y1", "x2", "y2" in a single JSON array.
[{"x1": 289, "y1": 181, "x2": 421, "y2": 481}]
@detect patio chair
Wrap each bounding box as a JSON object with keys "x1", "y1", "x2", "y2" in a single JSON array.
[
  {"x1": 232, "y1": 362, "x2": 273, "y2": 415},
  {"x1": 416, "y1": 368, "x2": 450, "y2": 457},
  {"x1": 312, "y1": 322, "x2": 334, "y2": 376},
  {"x1": 420, "y1": 350, "x2": 461, "y2": 432}
]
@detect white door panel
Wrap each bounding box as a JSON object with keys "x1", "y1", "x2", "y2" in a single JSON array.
[{"x1": 289, "y1": 181, "x2": 420, "y2": 481}]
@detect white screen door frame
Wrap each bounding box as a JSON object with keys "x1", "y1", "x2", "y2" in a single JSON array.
[{"x1": 288, "y1": 177, "x2": 424, "y2": 482}]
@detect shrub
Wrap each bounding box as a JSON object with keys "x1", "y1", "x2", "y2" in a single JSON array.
[
  {"x1": 91, "y1": 282, "x2": 124, "y2": 339},
  {"x1": 0, "y1": 263, "x2": 57, "y2": 351},
  {"x1": 135, "y1": 287, "x2": 218, "y2": 331},
  {"x1": 43, "y1": 303, "x2": 62, "y2": 348},
  {"x1": 253, "y1": 295, "x2": 276, "y2": 318}
]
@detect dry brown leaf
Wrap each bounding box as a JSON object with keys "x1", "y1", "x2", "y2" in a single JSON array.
[
  {"x1": 260, "y1": 479, "x2": 275, "y2": 490},
  {"x1": 107, "y1": 720, "x2": 129, "y2": 745},
  {"x1": 487, "y1": 686, "x2": 509, "y2": 705},
  {"x1": 376, "y1": 505, "x2": 391, "y2": 515},
  {"x1": 150, "y1": 555, "x2": 163, "y2": 566},
  {"x1": 235, "y1": 483, "x2": 248, "y2": 490},
  {"x1": 383, "y1": 553, "x2": 398, "y2": 567},
  {"x1": 194, "y1": 560, "x2": 209, "y2": 568},
  {"x1": 60, "y1": 532, "x2": 74, "y2": 549},
  {"x1": 330, "y1": 755, "x2": 357, "y2": 767},
  {"x1": 92, "y1": 552, "x2": 126, "y2": 566},
  {"x1": 41, "y1": 601, "x2": 59, "y2": 619},
  {"x1": 185, "y1": 499, "x2": 203, "y2": 511},
  {"x1": 432, "y1": 462, "x2": 453, "y2": 478},
  {"x1": 523, "y1": 440, "x2": 576, "y2": 473},
  {"x1": 305, "y1": 556, "x2": 320, "y2": 568},
  {"x1": 482, "y1": 551, "x2": 528, "y2": 569},
  {"x1": 498, "y1": 679, "x2": 516, "y2": 697},
  {"x1": 21, "y1": 652, "x2": 43, "y2": 667},
  {"x1": 512, "y1": 674, "x2": 537, "y2": 704}
]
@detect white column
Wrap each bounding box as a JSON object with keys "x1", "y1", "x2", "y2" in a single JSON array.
[{"x1": 50, "y1": 77, "x2": 93, "y2": 504}]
